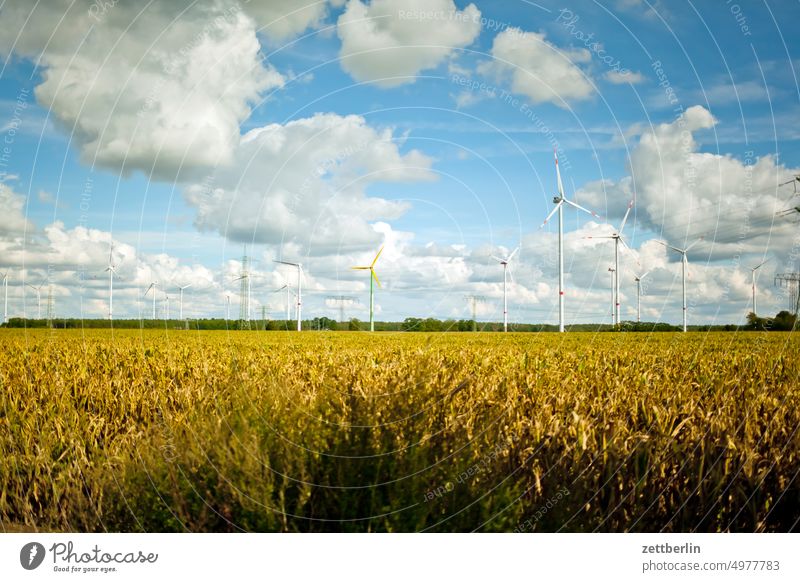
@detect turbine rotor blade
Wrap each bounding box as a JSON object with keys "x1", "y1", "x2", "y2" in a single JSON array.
[
  {"x1": 554, "y1": 149, "x2": 565, "y2": 198},
  {"x1": 507, "y1": 246, "x2": 519, "y2": 262},
  {"x1": 371, "y1": 246, "x2": 384, "y2": 268},
  {"x1": 540, "y1": 201, "x2": 563, "y2": 228},
  {"x1": 618, "y1": 200, "x2": 634, "y2": 234},
  {"x1": 371, "y1": 268, "x2": 382, "y2": 288},
  {"x1": 563, "y1": 198, "x2": 602, "y2": 220}
]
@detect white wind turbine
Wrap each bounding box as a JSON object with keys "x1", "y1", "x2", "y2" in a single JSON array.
[
  {"x1": 273, "y1": 284, "x2": 292, "y2": 321},
  {"x1": 1, "y1": 271, "x2": 8, "y2": 324},
  {"x1": 225, "y1": 294, "x2": 231, "y2": 322},
  {"x1": 491, "y1": 247, "x2": 519, "y2": 332},
  {"x1": 633, "y1": 271, "x2": 651, "y2": 323},
  {"x1": 164, "y1": 293, "x2": 170, "y2": 320},
  {"x1": 656, "y1": 238, "x2": 703, "y2": 332},
  {"x1": 608, "y1": 267, "x2": 616, "y2": 324},
  {"x1": 587, "y1": 200, "x2": 634, "y2": 326},
  {"x1": 26, "y1": 280, "x2": 45, "y2": 319},
  {"x1": 104, "y1": 242, "x2": 118, "y2": 321},
  {"x1": 540, "y1": 150, "x2": 602, "y2": 332},
  {"x1": 144, "y1": 281, "x2": 159, "y2": 320},
  {"x1": 176, "y1": 283, "x2": 192, "y2": 320},
  {"x1": 748, "y1": 258, "x2": 771, "y2": 317},
  {"x1": 274, "y1": 260, "x2": 303, "y2": 331}
]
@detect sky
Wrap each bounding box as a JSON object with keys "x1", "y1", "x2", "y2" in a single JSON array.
[{"x1": 1, "y1": 0, "x2": 799, "y2": 326}]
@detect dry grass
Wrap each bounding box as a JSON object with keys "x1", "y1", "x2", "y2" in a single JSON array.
[{"x1": 1, "y1": 329, "x2": 798, "y2": 532}]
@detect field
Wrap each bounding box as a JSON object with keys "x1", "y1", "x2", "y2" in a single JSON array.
[{"x1": 1, "y1": 329, "x2": 799, "y2": 532}]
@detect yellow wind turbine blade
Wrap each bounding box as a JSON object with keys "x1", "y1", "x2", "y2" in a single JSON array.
[
  {"x1": 351, "y1": 266, "x2": 370, "y2": 270},
  {"x1": 371, "y1": 268, "x2": 381, "y2": 288},
  {"x1": 371, "y1": 246, "x2": 384, "y2": 268}
]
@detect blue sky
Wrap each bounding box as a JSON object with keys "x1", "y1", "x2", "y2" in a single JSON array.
[{"x1": 1, "y1": 0, "x2": 799, "y2": 325}]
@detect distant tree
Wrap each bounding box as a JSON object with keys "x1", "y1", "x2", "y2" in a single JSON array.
[{"x1": 348, "y1": 318, "x2": 362, "y2": 331}]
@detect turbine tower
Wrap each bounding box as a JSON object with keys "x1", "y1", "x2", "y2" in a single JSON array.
[
  {"x1": 633, "y1": 271, "x2": 650, "y2": 323},
  {"x1": 235, "y1": 250, "x2": 251, "y2": 329},
  {"x1": 351, "y1": 247, "x2": 383, "y2": 332},
  {"x1": 274, "y1": 260, "x2": 303, "y2": 331},
  {"x1": 656, "y1": 238, "x2": 702, "y2": 332},
  {"x1": 748, "y1": 258, "x2": 771, "y2": 316},
  {"x1": 608, "y1": 267, "x2": 616, "y2": 325},
  {"x1": 490, "y1": 247, "x2": 518, "y2": 332},
  {"x1": 225, "y1": 294, "x2": 231, "y2": 322},
  {"x1": 273, "y1": 285, "x2": 291, "y2": 321},
  {"x1": 541, "y1": 150, "x2": 601, "y2": 332},
  {"x1": 26, "y1": 281, "x2": 44, "y2": 319},
  {"x1": 176, "y1": 283, "x2": 192, "y2": 320},
  {"x1": 144, "y1": 281, "x2": 159, "y2": 320},
  {"x1": 105, "y1": 242, "x2": 117, "y2": 321},
  {"x1": 587, "y1": 200, "x2": 633, "y2": 326},
  {"x1": 2, "y1": 271, "x2": 8, "y2": 324}
]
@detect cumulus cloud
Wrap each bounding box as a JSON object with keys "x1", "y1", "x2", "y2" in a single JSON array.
[
  {"x1": 578, "y1": 106, "x2": 800, "y2": 259},
  {"x1": 0, "y1": 184, "x2": 34, "y2": 238},
  {"x1": 184, "y1": 113, "x2": 435, "y2": 248},
  {"x1": 245, "y1": 0, "x2": 346, "y2": 41},
  {"x1": 479, "y1": 27, "x2": 594, "y2": 106},
  {"x1": 337, "y1": 0, "x2": 481, "y2": 87},
  {"x1": 0, "y1": 1, "x2": 285, "y2": 178}
]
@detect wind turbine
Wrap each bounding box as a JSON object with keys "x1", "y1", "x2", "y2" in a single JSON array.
[
  {"x1": 587, "y1": 200, "x2": 633, "y2": 326},
  {"x1": 144, "y1": 281, "x2": 159, "y2": 320},
  {"x1": 491, "y1": 247, "x2": 519, "y2": 332},
  {"x1": 540, "y1": 150, "x2": 602, "y2": 332},
  {"x1": 633, "y1": 271, "x2": 650, "y2": 323},
  {"x1": 274, "y1": 260, "x2": 303, "y2": 331},
  {"x1": 176, "y1": 283, "x2": 192, "y2": 320},
  {"x1": 273, "y1": 285, "x2": 291, "y2": 321},
  {"x1": 608, "y1": 267, "x2": 616, "y2": 324},
  {"x1": 351, "y1": 246, "x2": 383, "y2": 332},
  {"x1": 164, "y1": 294, "x2": 170, "y2": 320},
  {"x1": 749, "y1": 258, "x2": 771, "y2": 316},
  {"x1": 656, "y1": 238, "x2": 702, "y2": 332},
  {"x1": 1, "y1": 271, "x2": 8, "y2": 324},
  {"x1": 225, "y1": 294, "x2": 230, "y2": 322},
  {"x1": 104, "y1": 242, "x2": 117, "y2": 321},
  {"x1": 26, "y1": 281, "x2": 45, "y2": 319}
]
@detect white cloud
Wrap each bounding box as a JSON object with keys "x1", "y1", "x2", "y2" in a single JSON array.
[
  {"x1": 0, "y1": 1, "x2": 285, "y2": 178},
  {"x1": 479, "y1": 27, "x2": 594, "y2": 106},
  {"x1": 337, "y1": 0, "x2": 481, "y2": 87},
  {"x1": 184, "y1": 113, "x2": 435, "y2": 248},
  {"x1": 245, "y1": 0, "x2": 346, "y2": 41},
  {"x1": 604, "y1": 70, "x2": 645, "y2": 85},
  {"x1": 0, "y1": 184, "x2": 34, "y2": 238}
]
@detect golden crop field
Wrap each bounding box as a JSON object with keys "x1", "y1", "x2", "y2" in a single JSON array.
[{"x1": 1, "y1": 329, "x2": 799, "y2": 532}]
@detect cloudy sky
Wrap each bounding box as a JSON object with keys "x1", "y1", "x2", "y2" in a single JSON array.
[{"x1": 1, "y1": 0, "x2": 799, "y2": 325}]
